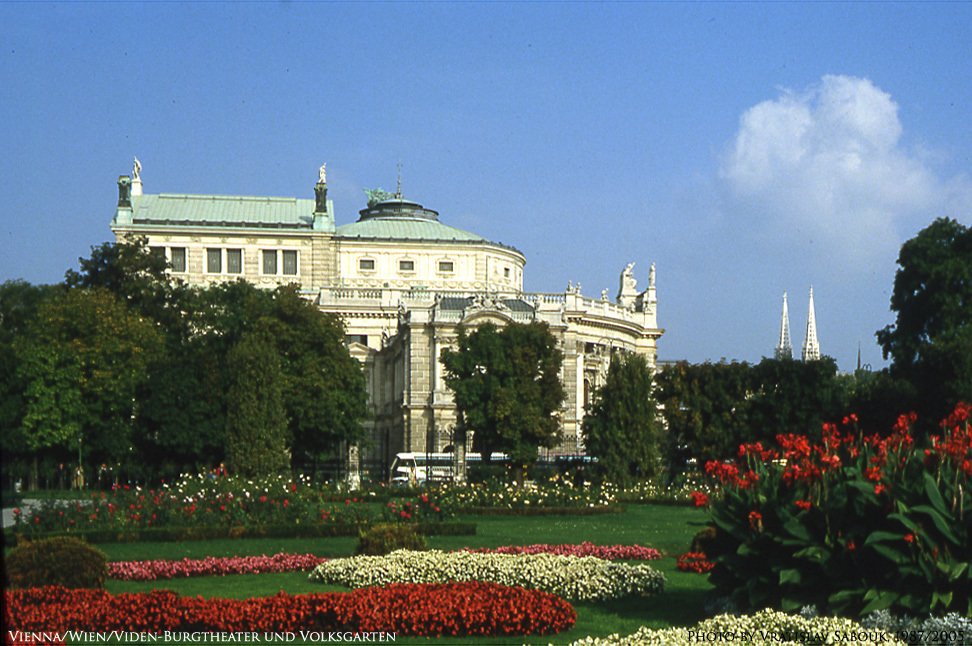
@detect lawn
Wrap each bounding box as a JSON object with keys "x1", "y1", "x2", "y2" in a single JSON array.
[{"x1": 97, "y1": 505, "x2": 714, "y2": 645}]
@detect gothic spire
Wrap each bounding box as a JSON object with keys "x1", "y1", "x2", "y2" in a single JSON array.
[
  {"x1": 775, "y1": 291, "x2": 793, "y2": 360},
  {"x1": 802, "y1": 286, "x2": 821, "y2": 361}
]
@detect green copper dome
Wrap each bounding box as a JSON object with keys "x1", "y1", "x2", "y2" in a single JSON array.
[{"x1": 335, "y1": 197, "x2": 490, "y2": 243}]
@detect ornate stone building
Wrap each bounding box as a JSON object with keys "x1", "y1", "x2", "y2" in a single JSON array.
[{"x1": 110, "y1": 162, "x2": 664, "y2": 472}]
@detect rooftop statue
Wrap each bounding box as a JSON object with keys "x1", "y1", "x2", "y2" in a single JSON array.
[
  {"x1": 622, "y1": 262, "x2": 637, "y2": 292},
  {"x1": 364, "y1": 188, "x2": 395, "y2": 207},
  {"x1": 132, "y1": 156, "x2": 142, "y2": 181},
  {"x1": 318, "y1": 163, "x2": 327, "y2": 184}
]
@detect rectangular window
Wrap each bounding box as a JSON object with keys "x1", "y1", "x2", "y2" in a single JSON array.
[
  {"x1": 227, "y1": 249, "x2": 242, "y2": 274},
  {"x1": 262, "y1": 250, "x2": 277, "y2": 275},
  {"x1": 207, "y1": 248, "x2": 222, "y2": 273},
  {"x1": 346, "y1": 334, "x2": 368, "y2": 346},
  {"x1": 504, "y1": 267, "x2": 511, "y2": 278},
  {"x1": 149, "y1": 246, "x2": 165, "y2": 259},
  {"x1": 438, "y1": 261, "x2": 454, "y2": 273},
  {"x1": 170, "y1": 247, "x2": 187, "y2": 273},
  {"x1": 282, "y1": 250, "x2": 298, "y2": 275},
  {"x1": 359, "y1": 258, "x2": 375, "y2": 271},
  {"x1": 399, "y1": 260, "x2": 415, "y2": 272}
]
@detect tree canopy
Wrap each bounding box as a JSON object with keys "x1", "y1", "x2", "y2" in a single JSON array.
[
  {"x1": 442, "y1": 322, "x2": 565, "y2": 478},
  {"x1": 877, "y1": 217, "x2": 972, "y2": 420},
  {"x1": 4, "y1": 239, "x2": 368, "y2": 485},
  {"x1": 15, "y1": 287, "x2": 163, "y2": 466},
  {"x1": 581, "y1": 353, "x2": 661, "y2": 485},
  {"x1": 225, "y1": 329, "x2": 290, "y2": 477},
  {"x1": 655, "y1": 357, "x2": 847, "y2": 469}
]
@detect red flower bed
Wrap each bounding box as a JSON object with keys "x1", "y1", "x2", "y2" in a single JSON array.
[
  {"x1": 462, "y1": 541, "x2": 661, "y2": 560},
  {"x1": 5, "y1": 583, "x2": 575, "y2": 639},
  {"x1": 676, "y1": 551, "x2": 715, "y2": 574},
  {"x1": 107, "y1": 553, "x2": 326, "y2": 581}
]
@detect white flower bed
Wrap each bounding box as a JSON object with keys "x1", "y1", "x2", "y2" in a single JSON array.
[
  {"x1": 569, "y1": 610, "x2": 905, "y2": 645},
  {"x1": 308, "y1": 549, "x2": 664, "y2": 602}
]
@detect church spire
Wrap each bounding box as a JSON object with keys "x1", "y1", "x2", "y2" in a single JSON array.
[
  {"x1": 775, "y1": 291, "x2": 793, "y2": 360},
  {"x1": 802, "y1": 286, "x2": 821, "y2": 361}
]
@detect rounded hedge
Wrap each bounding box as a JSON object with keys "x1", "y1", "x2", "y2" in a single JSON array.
[{"x1": 6, "y1": 536, "x2": 108, "y2": 589}]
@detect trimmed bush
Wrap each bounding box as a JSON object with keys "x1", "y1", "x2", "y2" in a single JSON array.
[
  {"x1": 689, "y1": 525, "x2": 719, "y2": 554},
  {"x1": 356, "y1": 523, "x2": 427, "y2": 555},
  {"x1": 5, "y1": 536, "x2": 107, "y2": 589}
]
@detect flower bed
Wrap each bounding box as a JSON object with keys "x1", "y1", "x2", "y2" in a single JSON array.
[
  {"x1": 107, "y1": 553, "x2": 326, "y2": 581},
  {"x1": 567, "y1": 609, "x2": 903, "y2": 645},
  {"x1": 463, "y1": 542, "x2": 661, "y2": 561},
  {"x1": 9, "y1": 473, "x2": 453, "y2": 538},
  {"x1": 704, "y1": 403, "x2": 972, "y2": 616},
  {"x1": 5, "y1": 583, "x2": 575, "y2": 638},
  {"x1": 675, "y1": 552, "x2": 714, "y2": 574},
  {"x1": 431, "y1": 479, "x2": 615, "y2": 510},
  {"x1": 309, "y1": 549, "x2": 665, "y2": 602}
]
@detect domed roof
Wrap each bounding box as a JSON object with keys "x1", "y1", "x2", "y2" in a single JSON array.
[{"x1": 335, "y1": 197, "x2": 489, "y2": 243}]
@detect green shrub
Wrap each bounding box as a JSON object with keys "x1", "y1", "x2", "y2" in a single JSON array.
[
  {"x1": 705, "y1": 405, "x2": 972, "y2": 616},
  {"x1": 689, "y1": 525, "x2": 719, "y2": 555},
  {"x1": 356, "y1": 523, "x2": 427, "y2": 555},
  {"x1": 6, "y1": 536, "x2": 108, "y2": 589}
]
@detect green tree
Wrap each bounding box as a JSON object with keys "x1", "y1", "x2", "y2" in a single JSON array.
[
  {"x1": 442, "y1": 322, "x2": 565, "y2": 483},
  {"x1": 877, "y1": 217, "x2": 972, "y2": 421},
  {"x1": 581, "y1": 353, "x2": 661, "y2": 485},
  {"x1": 15, "y1": 288, "x2": 162, "y2": 478},
  {"x1": 0, "y1": 282, "x2": 58, "y2": 464},
  {"x1": 748, "y1": 356, "x2": 846, "y2": 439},
  {"x1": 655, "y1": 360, "x2": 754, "y2": 470},
  {"x1": 66, "y1": 237, "x2": 191, "y2": 331},
  {"x1": 225, "y1": 329, "x2": 290, "y2": 477},
  {"x1": 262, "y1": 286, "x2": 367, "y2": 465}
]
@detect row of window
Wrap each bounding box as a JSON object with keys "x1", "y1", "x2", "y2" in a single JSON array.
[
  {"x1": 358, "y1": 258, "x2": 455, "y2": 273},
  {"x1": 151, "y1": 247, "x2": 298, "y2": 276}
]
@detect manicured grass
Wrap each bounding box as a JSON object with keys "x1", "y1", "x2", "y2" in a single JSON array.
[{"x1": 98, "y1": 505, "x2": 714, "y2": 644}]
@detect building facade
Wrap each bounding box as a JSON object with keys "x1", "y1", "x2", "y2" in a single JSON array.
[{"x1": 111, "y1": 163, "x2": 664, "y2": 473}]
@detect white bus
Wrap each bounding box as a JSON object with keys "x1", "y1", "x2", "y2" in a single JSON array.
[{"x1": 389, "y1": 452, "x2": 508, "y2": 484}]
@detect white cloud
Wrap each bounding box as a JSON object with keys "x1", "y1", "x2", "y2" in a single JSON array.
[{"x1": 720, "y1": 75, "x2": 968, "y2": 261}]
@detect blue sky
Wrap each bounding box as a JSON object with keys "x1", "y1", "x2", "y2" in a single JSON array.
[{"x1": 2, "y1": 3, "x2": 971, "y2": 371}]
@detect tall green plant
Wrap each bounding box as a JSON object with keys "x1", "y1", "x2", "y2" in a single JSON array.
[
  {"x1": 225, "y1": 330, "x2": 290, "y2": 477},
  {"x1": 582, "y1": 353, "x2": 661, "y2": 485},
  {"x1": 704, "y1": 404, "x2": 972, "y2": 616}
]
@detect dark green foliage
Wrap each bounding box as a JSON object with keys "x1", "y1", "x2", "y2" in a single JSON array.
[
  {"x1": 705, "y1": 406, "x2": 972, "y2": 616},
  {"x1": 6, "y1": 536, "x2": 108, "y2": 589},
  {"x1": 0, "y1": 281, "x2": 58, "y2": 465},
  {"x1": 14, "y1": 288, "x2": 162, "y2": 467},
  {"x1": 65, "y1": 236, "x2": 190, "y2": 335},
  {"x1": 655, "y1": 360, "x2": 755, "y2": 468},
  {"x1": 843, "y1": 368, "x2": 918, "y2": 436},
  {"x1": 689, "y1": 526, "x2": 718, "y2": 554},
  {"x1": 748, "y1": 356, "x2": 847, "y2": 438},
  {"x1": 263, "y1": 286, "x2": 368, "y2": 462},
  {"x1": 656, "y1": 357, "x2": 846, "y2": 469},
  {"x1": 225, "y1": 330, "x2": 290, "y2": 477},
  {"x1": 356, "y1": 522, "x2": 428, "y2": 555},
  {"x1": 442, "y1": 322, "x2": 565, "y2": 478},
  {"x1": 582, "y1": 354, "x2": 661, "y2": 485},
  {"x1": 877, "y1": 217, "x2": 972, "y2": 421}
]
